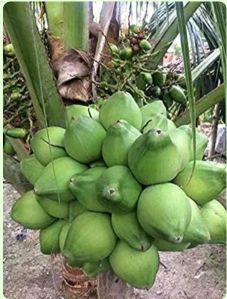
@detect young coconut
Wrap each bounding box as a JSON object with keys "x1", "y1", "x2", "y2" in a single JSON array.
[
  {"x1": 99, "y1": 91, "x2": 142, "y2": 130},
  {"x1": 102, "y1": 120, "x2": 141, "y2": 167},
  {"x1": 39, "y1": 219, "x2": 66, "y2": 255},
  {"x1": 63, "y1": 212, "x2": 117, "y2": 263},
  {"x1": 69, "y1": 166, "x2": 110, "y2": 213},
  {"x1": 111, "y1": 212, "x2": 152, "y2": 251},
  {"x1": 128, "y1": 129, "x2": 182, "y2": 185},
  {"x1": 31, "y1": 127, "x2": 67, "y2": 166},
  {"x1": 174, "y1": 160, "x2": 226, "y2": 205},
  {"x1": 64, "y1": 116, "x2": 106, "y2": 164},
  {"x1": 65, "y1": 104, "x2": 99, "y2": 127},
  {"x1": 200, "y1": 200, "x2": 226, "y2": 244},
  {"x1": 109, "y1": 241, "x2": 159, "y2": 289},
  {"x1": 183, "y1": 198, "x2": 210, "y2": 243},
  {"x1": 96, "y1": 165, "x2": 142, "y2": 213},
  {"x1": 34, "y1": 157, "x2": 87, "y2": 202},
  {"x1": 20, "y1": 154, "x2": 44, "y2": 185},
  {"x1": 137, "y1": 183, "x2": 192, "y2": 243},
  {"x1": 11, "y1": 191, "x2": 55, "y2": 229}
]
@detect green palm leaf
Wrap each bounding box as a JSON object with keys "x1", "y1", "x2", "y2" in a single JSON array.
[
  {"x1": 4, "y1": 2, "x2": 65, "y2": 128},
  {"x1": 176, "y1": 2, "x2": 196, "y2": 165}
]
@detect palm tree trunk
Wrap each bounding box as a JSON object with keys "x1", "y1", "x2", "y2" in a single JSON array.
[{"x1": 62, "y1": 261, "x2": 97, "y2": 299}]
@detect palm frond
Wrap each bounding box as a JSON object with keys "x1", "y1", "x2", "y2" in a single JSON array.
[
  {"x1": 4, "y1": 2, "x2": 65, "y2": 128},
  {"x1": 149, "y1": 2, "x2": 201, "y2": 68},
  {"x1": 175, "y1": 84, "x2": 225, "y2": 126},
  {"x1": 210, "y1": 2, "x2": 226, "y2": 83},
  {"x1": 176, "y1": 2, "x2": 196, "y2": 164},
  {"x1": 192, "y1": 48, "x2": 220, "y2": 81}
]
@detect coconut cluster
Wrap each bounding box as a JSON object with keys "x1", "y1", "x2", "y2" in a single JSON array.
[{"x1": 11, "y1": 91, "x2": 226, "y2": 289}]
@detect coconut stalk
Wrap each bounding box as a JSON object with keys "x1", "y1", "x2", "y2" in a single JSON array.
[
  {"x1": 3, "y1": 2, "x2": 65, "y2": 128},
  {"x1": 45, "y1": 2, "x2": 91, "y2": 102},
  {"x1": 45, "y1": 2, "x2": 89, "y2": 59},
  {"x1": 63, "y1": 2, "x2": 89, "y2": 51},
  {"x1": 45, "y1": 2, "x2": 63, "y2": 38},
  {"x1": 45, "y1": 2, "x2": 64, "y2": 61}
]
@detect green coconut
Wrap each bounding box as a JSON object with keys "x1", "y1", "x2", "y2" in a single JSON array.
[
  {"x1": 82, "y1": 259, "x2": 111, "y2": 277},
  {"x1": 110, "y1": 241, "x2": 159, "y2": 289},
  {"x1": 69, "y1": 200, "x2": 87, "y2": 222},
  {"x1": 174, "y1": 160, "x2": 226, "y2": 205},
  {"x1": 5, "y1": 128, "x2": 27, "y2": 139},
  {"x1": 66, "y1": 259, "x2": 84, "y2": 269},
  {"x1": 119, "y1": 47, "x2": 133, "y2": 60},
  {"x1": 142, "y1": 114, "x2": 169, "y2": 133},
  {"x1": 102, "y1": 120, "x2": 141, "y2": 166},
  {"x1": 169, "y1": 127, "x2": 192, "y2": 171},
  {"x1": 153, "y1": 239, "x2": 190, "y2": 251},
  {"x1": 59, "y1": 222, "x2": 71, "y2": 252},
  {"x1": 20, "y1": 154, "x2": 44, "y2": 185},
  {"x1": 152, "y1": 70, "x2": 167, "y2": 87},
  {"x1": 128, "y1": 129, "x2": 182, "y2": 185},
  {"x1": 65, "y1": 104, "x2": 99, "y2": 126},
  {"x1": 140, "y1": 101, "x2": 167, "y2": 119},
  {"x1": 31, "y1": 127, "x2": 67, "y2": 166},
  {"x1": 111, "y1": 212, "x2": 152, "y2": 251},
  {"x1": 129, "y1": 24, "x2": 141, "y2": 34},
  {"x1": 145, "y1": 86, "x2": 161, "y2": 98},
  {"x1": 201, "y1": 200, "x2": 226, "y2": 244},
  {"x1": 34, "y1": 157, "x2": 87, "y2": 202},
  {"x1": 37, "y1": 196, "x2": 69, "y2": 219},
  {"x1": 99, "y1": 91, "x2": 142, "y2": 130},
  {"x1": 96, "y1": 165, "x2": 142, "y2": 213},
  {"x1": 63, "y1": 212, "x2": 117, "y2": 263},
  {"x1": 109, "y1": 43, "x2": 119, "y2": 56},
  {"x1": 139, "y1": 39, "x2": 151, "y2": 51},
  {"x1": 11, "y1": 191, "x2": 55, "y2": 229},
  {"x1": 40, "y1": 219, "x2": 66, "y2": 255},
  {"x1": 183, "y1": 198, "x2": 210, "y2": 243},
  {"x1": 64, "y1": 116, "x2": 106, "y2": 163},
  {"x1": 69, "y1": 166, "x2": 110, "y2": 213},
  {"x1": 137, "y1": 183, "x2": 191, "y2": 243},
  {"x1": 179, "y1": 125, "x2": 208, "y2": 160},
  {"x1": 162, "y1": 92, "x2": 173, "y2": 108},
  {"x1": 168, "y1": 85, "x2": 187, "y2": 104},
  {"x1": 167, "y1": 119, "x2": 177, "y2": 130},
  {"x1": 3, "y1": 139, "x2": 15, "y2": 155},
  {"x1": 136, "y1": 72, "x2": 153, "y2": 90}
]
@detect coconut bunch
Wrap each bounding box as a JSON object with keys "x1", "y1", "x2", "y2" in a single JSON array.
[
  {"x1": 11, "y1": 91, "x2": 226, "y2": 290},
  {"x1": 136, "y1": 69, "x2": 187, "y2": 109}
]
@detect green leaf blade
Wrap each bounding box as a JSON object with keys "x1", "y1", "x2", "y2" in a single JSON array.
[{"x1": 4, "y1": 2, "x2": 66, "y2": 128}]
